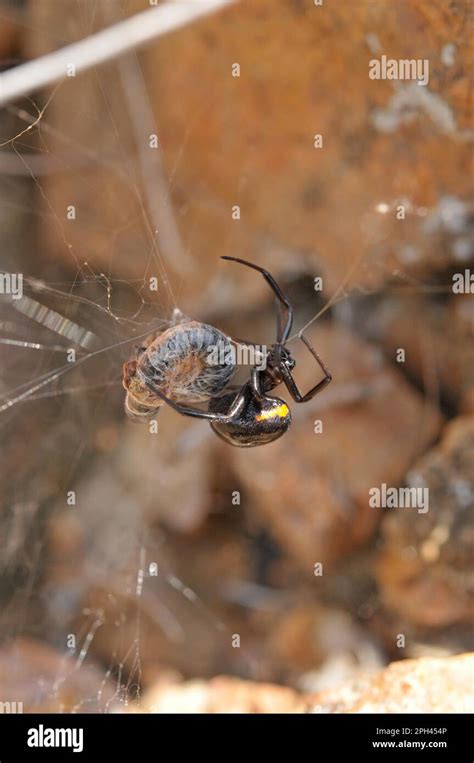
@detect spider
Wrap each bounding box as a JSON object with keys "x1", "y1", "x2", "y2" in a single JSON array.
[{"x1": 123, "y1": 257, "x2": 332, "y2": 447}]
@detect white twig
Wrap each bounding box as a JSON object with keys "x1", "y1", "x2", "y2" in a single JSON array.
[{"x1": 0, "y1": 0, "x2": 236, "y2": 107}]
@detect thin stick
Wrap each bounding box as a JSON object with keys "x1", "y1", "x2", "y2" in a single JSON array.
[{"x1": 0, "y1": 0, "x2": 236, "y2": 108}]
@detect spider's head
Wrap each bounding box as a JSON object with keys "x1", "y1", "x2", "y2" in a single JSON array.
[
  {"x1": 278, "y1": 346, "x2": 296, "y2": 371},
  {"x1": 266, "y1": 345, "x2": 295, "y2": 385}
]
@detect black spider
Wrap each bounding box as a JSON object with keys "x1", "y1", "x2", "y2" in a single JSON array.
[{"x1": 137, "y1": 257, "x2": 332, "y2": 447}]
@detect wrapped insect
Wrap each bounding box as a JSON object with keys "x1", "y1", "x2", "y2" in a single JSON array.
[{"x1": 123, "y1": 320, "x2": 236, "y2": 421}]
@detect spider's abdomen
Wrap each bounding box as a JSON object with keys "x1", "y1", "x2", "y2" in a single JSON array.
[
  {"x1": 210, "y1": 390, "x2": 292, "y2": 447},
  {"x1": 124, "y1": 321, "x2": 235, "y2": 419}
]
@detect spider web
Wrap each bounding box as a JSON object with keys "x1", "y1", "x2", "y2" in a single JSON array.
[{"x1": 0, "y1": 1, "x2": 241, "y2": 713}]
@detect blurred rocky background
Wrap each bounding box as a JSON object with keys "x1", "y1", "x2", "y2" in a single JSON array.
[{"x1": 0, "y1": 0, "x2": 472, "y2": 712}]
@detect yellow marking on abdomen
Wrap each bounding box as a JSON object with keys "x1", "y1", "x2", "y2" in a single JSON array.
[{"x1": 255, "y1": 404, "x2": 289, "y2": 422}]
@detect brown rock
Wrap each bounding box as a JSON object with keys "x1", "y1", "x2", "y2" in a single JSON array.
[
  {"x1": 141, "y1": 675, "x2": 309, "y2": 713},
  {"x1": 362, "y1": 292, "x2": 474, "y2": 412},
  {"x1": 376, "y1": 416, "x2": 474, "y2": 628},
  {"x1": 311, "y1": 653, "x2": 474, "y2": 713},
  {"x1": 0, "y1": 638, "x2": 116, "y2": 712},
  {"x1": 0, "y1": 10, "x2": 21, "y2": 62},
  {"x1": 141, "y1": 653, "x2": 474, "y2": 713},
  {"x1": 142, "y1": 0, "x2": 473, "y2": 292}
]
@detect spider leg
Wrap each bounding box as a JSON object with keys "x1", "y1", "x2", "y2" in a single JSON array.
[
  {"x1": 280, "y1": 333, "x2": 332, "y2": 402},
  {"x1": 276, "y1": 301, "x2": 289, "y2": 346},
  {"x1": 250, "y1": 367, "x2": 265, "y2": 399},
  {"x1": 142, "y1": 381, "x2": 247, "y2": 422},
  {"x1": 221, "y1": 256, "x2": 294, "y2": 343}
]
